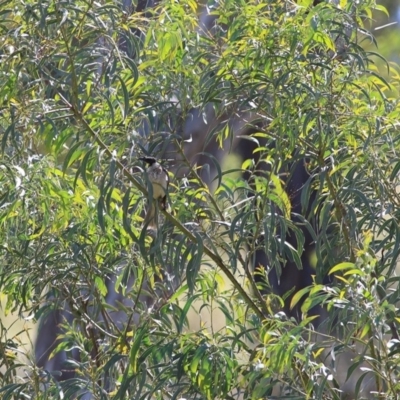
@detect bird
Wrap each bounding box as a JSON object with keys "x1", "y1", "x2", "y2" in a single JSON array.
[{"x1": 139, "y1": 156, "x2": 169, "y2": 231}]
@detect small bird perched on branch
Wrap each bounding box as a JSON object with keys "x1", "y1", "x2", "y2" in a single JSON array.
[{"x1": 139, "y1": 156, "x2": 169, "y2": 231}]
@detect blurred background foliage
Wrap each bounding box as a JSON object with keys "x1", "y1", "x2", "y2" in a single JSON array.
[{"x1": 368, "y1": 0, "x2": 400, "y2": 75}]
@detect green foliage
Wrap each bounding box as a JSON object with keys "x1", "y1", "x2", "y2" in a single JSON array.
[{"x1": 0, "y1": 0, "x2": 400, "y2": 399}]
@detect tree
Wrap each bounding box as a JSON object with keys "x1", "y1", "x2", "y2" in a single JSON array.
[{"x1": 0, "y1": 0, "x2": 399, "y2": 398}]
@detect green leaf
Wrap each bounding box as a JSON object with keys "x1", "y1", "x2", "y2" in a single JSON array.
[
  {"x1": 129, "y1": 327, "x2": 147, "y2": 374},
  {"x1": 297, "y1": 0, "x2": 313, "y2": 6},
  {"x1": 290, "y1": 286, "x2": 312, "y2": 310},
  {"x1": 95, "y1": 275, "x2": 108, "y2": 296},
  {"x1": 329, "y1": 262, "x2": 356, "y2": 275}
]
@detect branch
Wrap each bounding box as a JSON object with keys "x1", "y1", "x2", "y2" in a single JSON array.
[{"x1": 60, "y1": 95, "x2": 267, "y2": 321}]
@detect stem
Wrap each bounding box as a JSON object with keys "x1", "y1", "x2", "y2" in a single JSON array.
[{"x1": 172, "y1": 136, "x2": 268, "y2": 314}]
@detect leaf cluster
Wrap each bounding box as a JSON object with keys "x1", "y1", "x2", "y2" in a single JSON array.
[{"x1": 0, "y1": 0, "x2": 400, "y2": 399}]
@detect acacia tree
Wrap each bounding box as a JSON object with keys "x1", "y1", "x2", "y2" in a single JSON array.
[{"x1": 0, "y1": 0, "x2": 400, "y2": 399}]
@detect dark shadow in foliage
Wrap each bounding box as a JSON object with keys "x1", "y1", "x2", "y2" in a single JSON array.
[{"x1": 236, "y1": 135, "x2": 332, "y2": 325}]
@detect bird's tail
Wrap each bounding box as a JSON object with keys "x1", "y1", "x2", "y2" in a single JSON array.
[{"x1": 144, "y1": 202, "x2": 158, "y2": 231}]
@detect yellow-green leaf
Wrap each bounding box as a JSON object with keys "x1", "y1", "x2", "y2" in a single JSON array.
[{"x1": 329, "y1": 262, "x2": 355, "y2": 275}]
